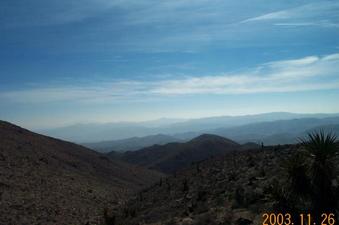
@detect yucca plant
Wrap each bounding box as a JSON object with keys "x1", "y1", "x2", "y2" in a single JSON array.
[
  {"x1": 284, "y1": 152, "x2": 311, "y2": 200},
  {"x1": 300, "y1": 131, "x2": 338, "y2": 217},
  {"x1": 271, "y1": 152, "x2": 311, "y2": 220},
  {"x1": 270, "y1": 131, "x2": 338, "y2": 223},
  {"x1": 300, "y1": 131, "x2": 338, "y2": 164}
]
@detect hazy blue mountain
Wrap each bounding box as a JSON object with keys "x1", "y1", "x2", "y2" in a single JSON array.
[
  {"x1": 245, "y1": 123, "x2": 339, "y2": 145},
  {"x1": 163, "y1": 112, "x2": 337, "y2": 134},
  {"x1": 38, "y1": 112, "x2": 339, "y2": 143},
  {"x1": 171, "y1": 131, "x2": 200, "y2": 140},
  {"x1": 83, "y1": 134, "x2": 182, "y2": 153},
  {"x1": 305, "y1": 123, "x2": 339, "y2": 134},
  {"x1": 209, "y1": 117, "x2": 339, "y2": 145},
  {"x1": 39, "y1": 123, "x2": 155, "y2": 143}
]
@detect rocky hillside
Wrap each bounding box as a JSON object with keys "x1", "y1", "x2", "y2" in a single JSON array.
[
  {"x1": 117, "y1": 134, "x2": 241, "y2": 174},
  {"x1": 0, "y1": 121, "x2": 163, "y2": 225},
  {"x1": 110, "y1": 143, "x2": 339, "y2": 225}
]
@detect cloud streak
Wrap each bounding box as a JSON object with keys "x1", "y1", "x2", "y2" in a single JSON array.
[
  {"x1": 1, "y1": 53, "x2": 339, "y2": 103},
  {"x1": 2, "y1": 0, "x2": 337, "y2": 54},
  {"x1": 241, "y1": 1, "x2": 339, "y2": 28}
]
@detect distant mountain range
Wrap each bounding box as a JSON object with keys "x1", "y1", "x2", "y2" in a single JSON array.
[
  {"x1": 0, "y1": 121, "x2": 163, "y2": 225},
  {"x1": 38, "y1": 112, "x2": 339, "y2": 144},
  {"x1": 209, "y1": 116, "x2": 339, "y2": 145},
  {"x1": 82, "y1": 114, "x2": 339, "y2": 153},
  {"x1": 83, "y1": 134, "x2": 183, "y2": 153},
  {"x1": 112, "y1": 134, "x2": 256, "y2": 174}
]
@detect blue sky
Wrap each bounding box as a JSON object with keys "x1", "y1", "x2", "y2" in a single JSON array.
[{"x1": 1, "y1": 0, "x2": 339, "y2": 129}]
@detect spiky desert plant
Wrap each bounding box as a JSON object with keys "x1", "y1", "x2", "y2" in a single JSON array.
[
  {"x1": 284, "y1": 152, "x2": 311, "y2": 200},
  {"x1": 300, "y1": 131, "x2": 338, "y2": 215},
  {"x1": 300, "y1": 131, "x2": 338, "y2": 164}
]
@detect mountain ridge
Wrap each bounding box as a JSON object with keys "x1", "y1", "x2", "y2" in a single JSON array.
[
  {"x1": 83, "y1": 134, "x2": 182, "y2": 153},
  {"x1": 38, "y1": 112, "x2": 339, "y2": 143},
  {"x1": 115, "y1": 134, "x2": 242, "y2": 174}
]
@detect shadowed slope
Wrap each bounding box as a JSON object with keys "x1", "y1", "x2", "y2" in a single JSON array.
[
  {"x1": 0, "y1": 121, "x2": 163, "y2": 225},
  {"x1": 119, "y1": 134, "x2": 240, "y2": 173},
  {"x1": 83, "y1": 134, "x2": 181, "y2": 153}
]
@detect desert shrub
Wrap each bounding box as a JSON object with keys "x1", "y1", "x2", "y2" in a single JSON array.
[
  {"x1": 300, "y1": 131, "x2": 338, "y2": 218},
  {"x1": 233, "y1": 186, "x2": 245, "y2": 208},
  {"x1": 259, "y1": 167, "x2": 266, "y2": 177},
  {"x1": 164, "y1": 218, "x2": 177, "y2": 225},
  {"x1": 284, "y1": 152, "x2": 311, "y2": 200},
  {"x1": 193, "y1": 212, "x2": 217, "y2": 225},
  {"x1": 235, "y1": 218, "x2": 252, "y2": 225},
  {"x1": 271, "y1": 131, "x2": 339, "y2": 223},
  {"x1": 194, "y1": 201, "x2": 209, "y2": 214},
  {"x1": 182, "y1": 178, "x2": 189, "y2": 193},
  {"x1": 246, "y1": 156, "x2": 255, "y2": 167},
  {"x1": 122, "y1": 204, "x2": 138, "y2": 218},
  {"x1": 215, "y1": 193, "x2": 226, "y2": 206},
  {"x1": 228, "y1": 171, "x2": 236, "y2": 181},
  {"x1": 103, "y1": 208, "x2": 115, "y2": 225},
  {"x1": 197, "y1": 189, "x2": 207, "y2": 202}
]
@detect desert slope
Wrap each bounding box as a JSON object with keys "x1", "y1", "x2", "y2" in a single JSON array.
[
  {"x1": 0, "y1": 121, "x2": 163, "y2": 225},
  {"x1": 111, "y1": 145, "x2": 294, "y2": 225},
  {"x1": 118, "y1": 134, "x2": 241, "y2": 173}
]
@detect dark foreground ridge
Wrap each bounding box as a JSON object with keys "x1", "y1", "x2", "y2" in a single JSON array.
[
  {"x1": 111, "y1": 145, "x2": 294, "y2": 224},
  {"x1": 0, "y1": 121, "x2": 163, "y2": 225},
  {"x1": 116, "y1": 134, "x2": 244, "y2": 174},
  {"x1": 110, "y1": 136, "x2": 339, "y2": 225}
]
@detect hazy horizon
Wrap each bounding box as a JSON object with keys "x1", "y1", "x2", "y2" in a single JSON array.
[{"x1": 1, "y1": 111, "x2": 338, "y2": 130}]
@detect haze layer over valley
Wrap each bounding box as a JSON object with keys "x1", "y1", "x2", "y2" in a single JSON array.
[{"x1": 35, "y1": 112, "x2": 339, "y2": 153}]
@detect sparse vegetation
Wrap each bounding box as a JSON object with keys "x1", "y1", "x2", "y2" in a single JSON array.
[
  {"x1": 103, "y1": 208, "x2": 116, "y2": 225},
  {"x1": 110, "y1": 145, "x2": 292, "y2": 224},
  {"x1": 108, "y1": 132, "x2": 339, "y2": 225},
  {"x1": 301, "y1": 132, "x2": 338, "y2": 215},
  {"x1": 271, "y1": 131, "x2": 339, "y2": 223}
]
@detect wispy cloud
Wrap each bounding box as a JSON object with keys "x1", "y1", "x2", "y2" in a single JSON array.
[
  {"x1": 117, "y1": 1, "x2": 339, "y2": 52},
  {"x1": 151, "y1": 54, "x2": 339, "y2": 95},
  {"x1": 2, "y1": 0, "x2": 337, "y2": 53},
  {"x1": 1, "y1": 53, "x2": 339, "y2": 103},
  {"x1": 273, "y1": 22, "x2": 339, "y2": 28},
  {"x1": 1, "y1": 0, "x2": 222, "y2": 28},
  {"x1": 241, "y1": 1, "x2": 339, "y2": 28}
]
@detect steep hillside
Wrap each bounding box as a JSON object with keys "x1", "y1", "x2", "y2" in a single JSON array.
[
  {"x1": 84, "y1": 134, "x2": 182, "y2": 153},
  {"x1": 0, "y1": 121, "x2": 163, "y2": 225},
  {"x1": 111, "y1": 144, "x2": 339, "y2": 225},
  {"x1": 118, "y1": 134, "x2": 241, "y2": 174},
  {"x1": 110, "y1": 145, "x2": 294, "y2": 225}
]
